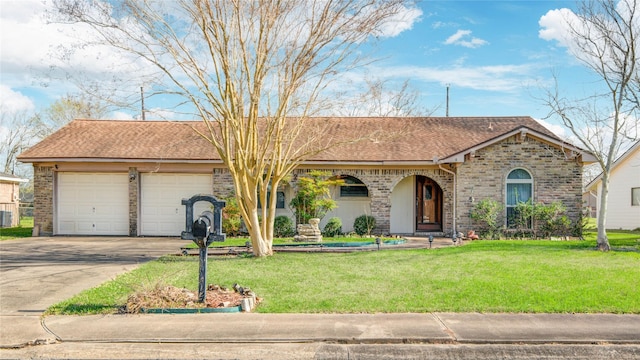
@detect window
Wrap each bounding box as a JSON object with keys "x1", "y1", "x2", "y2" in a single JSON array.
[
  {"x1": 258, "y1": 191, "x2": 285, "y2": 209},
  {"x1": 633, "y1": 188, "x2": 640, "y2": 206},
  {"x1": 339, "y1": 176, "x2": 369, "y2": 197},
  {"x1": 506, "y1": 169, "x2": 533, "y2": 228}
]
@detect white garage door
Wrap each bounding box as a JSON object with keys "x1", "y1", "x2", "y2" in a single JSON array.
[
  {"x1": 57, "y1": 173, "x2": 129, "y2": 235},
  {"x1": 140, "y1": 173, "x2": 213, "y2": 236}
]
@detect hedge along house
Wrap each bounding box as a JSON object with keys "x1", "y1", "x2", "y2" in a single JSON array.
[{"x1": 17, "y1": 117, "x2": 595, "y2": 237}]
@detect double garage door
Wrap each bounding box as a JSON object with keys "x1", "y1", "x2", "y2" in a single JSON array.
[{"x1": 57, "y1": 172, "x2": 213, "y2": 236}]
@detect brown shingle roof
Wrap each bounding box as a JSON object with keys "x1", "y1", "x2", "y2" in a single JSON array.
[{"x1": 17, "y1": 117, "x2": 561, "y2": 163}]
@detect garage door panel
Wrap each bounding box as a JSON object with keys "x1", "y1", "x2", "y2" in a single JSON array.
[
  {"x1": 58, "y1": 221, "x2": 75, "y2": 233},
  {"x1": 95, "y1": 220, "x2": 128, "y2": 233},
  {"x1": 57, "y1": 173, "x2": 129, "y2": 235},
  {"x1": 140, "y1": 173, "x2": 213, "y2": 236},
  {"x1": 95, "y1": 206, "x2": 120, "y2": 217},
  {"x1": 76, "y1": 221, "x2": 96, "y2": 233},
  {"x1": 141, "y1": 207, "x2": 159, "y2": 217}
]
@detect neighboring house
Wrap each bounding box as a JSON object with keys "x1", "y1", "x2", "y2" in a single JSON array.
[
  {"x1": 586, "y1": 141, "x2": 640, "y2": 230},
  {"x1": 582, "y1": 190, "x2": 597, "y2": 218},
  {"x1": 17, "y1": 117, "x2": 595, "y2": 237},
  {"x1": 0, "y1": 172, "x2": 28, "y2": 228}
]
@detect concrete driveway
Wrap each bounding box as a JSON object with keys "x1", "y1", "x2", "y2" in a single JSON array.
[{"x1": 0, "y1": 236, "x2": 184, "y2": 347}]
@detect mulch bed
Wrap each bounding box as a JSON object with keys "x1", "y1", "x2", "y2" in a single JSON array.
[{"x1": 123, "y1": 284, "x2": 258, "y2": 313}]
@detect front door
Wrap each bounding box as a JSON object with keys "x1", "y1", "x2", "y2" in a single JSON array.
[{"x1": 416, "y1": 176, "x2": 442, "y2": 231}]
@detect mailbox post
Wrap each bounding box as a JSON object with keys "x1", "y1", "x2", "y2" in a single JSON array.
[{"x1": 181, "y1": 194, "x2": 226, "y2": 303}]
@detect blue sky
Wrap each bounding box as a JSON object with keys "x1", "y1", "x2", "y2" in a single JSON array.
[
  {"x1": 1, "y1": 0, "x2": 595, "y2": 139},
  {"x1": 367, "y1": 1, "x2": 588, "y2": 127}
]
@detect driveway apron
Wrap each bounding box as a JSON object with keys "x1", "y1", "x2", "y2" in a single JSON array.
[{"x1": 0, "y1": 236, "x2": 183, "y2": 347}]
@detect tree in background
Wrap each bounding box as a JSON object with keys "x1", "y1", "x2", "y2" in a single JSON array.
[
  {"x1": 51, "y1": 0, "x2": 413, "y2": 256},
  {"x1": 542, "y1": 0, "x2": 639, "y2": 251},
  {"x1": 32, "y1": 94, "x2": 108, "y2": 139},
  {"x1": 0, "y1": 110, "x2": 34, "y2": 175},
  {"x1": 1, "y1": 94, "x2": 107, "y2": 176},
  {"x1": 336, "y1": 77, "x2": 435, "y2": 117}
]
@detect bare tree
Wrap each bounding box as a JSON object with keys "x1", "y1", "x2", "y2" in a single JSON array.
[
  {"x1": 51, "y1": 0, "x2": 412, "y2": 256},
  {"x1": 32, "y1": 93, "x2": 108, "y2": 138},
  {"x1": 543, "y1": 0, "x2": 639, "y2": 251},
  {"x1": 0, "y1": 110, "x2": 36, "y2": 175},
  {"x1": 336, "y1": 77, "x2": 435, "y2": 117}
]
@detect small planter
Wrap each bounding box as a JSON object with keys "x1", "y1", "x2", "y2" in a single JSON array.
[{"x1": 141, "y1": 306, "x2": 242, "y2": 314}]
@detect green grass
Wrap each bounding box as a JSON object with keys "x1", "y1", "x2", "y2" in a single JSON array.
[
  {"x1": 48, "y1": 231, "x2": 640, "y2": 315},
  {"x1": 0, "y1": 217, "x2": 33, "y2": 240}
]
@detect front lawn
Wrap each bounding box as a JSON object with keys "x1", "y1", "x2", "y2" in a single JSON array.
[
  {"x1": 48, "y1": 231, "x2": 640, "y2": 315},
  {"x1": 0, "y1": 217, "x2": 33, "y2": 240}
]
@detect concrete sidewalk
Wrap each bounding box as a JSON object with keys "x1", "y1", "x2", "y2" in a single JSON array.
[{"x1": 28, "y1": 313, "x2": 640, "y2": 346}]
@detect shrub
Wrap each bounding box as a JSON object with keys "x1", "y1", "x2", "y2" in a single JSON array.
[
  {"x1": 323, "y1": 217, "x2": 342, "y2": 237},
  {"x1": 222, "y1": 195, "x2": 242, "y2": 236},
  {"x1": 509, "y1": 200, "x2": 535, "y2": 238},
  {"x1": 470, "y1": 199, "x2": 504, "y2": 239},
  {"x1": 535, "y1": 201, "x2": 572, "y2": 238},
  {"x1": 273, "y1": 216, "x2": 294, "y2": 238},
  {"x1": 353, "y1": 215, "x2": 376, "y2": 236}
]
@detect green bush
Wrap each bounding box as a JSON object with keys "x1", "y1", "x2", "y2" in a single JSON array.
[
  {"x1": 470, "y1": 198, "x2": 504, "y2": 239},
  {"x1": 353, "y1": 215, "x2": 376, "y2": 236},
  {"x1": 222, "y1": 195, "x2": 242, "y2": 236},
  {"x1": 323, "y1": 217, "x2": 342, "y2": 237},
  {"x1": 273, "y1": 216, "x2": 295, "y2": 238},
  {"x1": 535, "y1": 201, "x2": 572, "y2": 238}
]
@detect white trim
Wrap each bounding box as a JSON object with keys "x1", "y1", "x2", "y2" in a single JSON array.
[{"x1": 0, "y1": 175, "x2": 28, "y2": 183}]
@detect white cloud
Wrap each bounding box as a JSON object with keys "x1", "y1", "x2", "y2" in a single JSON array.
[
  {"x1": 0, "y1": 0, "x2": 159, "y2": 108},
  {"x1": 444, "y1": 29, "x2": 488, "y2": 48},
  {"x1": 445, "y1": 29, "x2": 471, "y2": 44},
  {"x1": 381, "y1": 63, "x2": 538, "y2": 93},
  {"x1": 534, "y1": 117, "x2": 569, "y2": 139},
  {"x1": 538, "y1": 8, "x2": 575, "y2": 47},
  {"x1": 0, "y1": 85, "x2": 35, "y2": 113},
  {"x1": 377, "y1": 5, "x2": 423, "y2": 38},
  {"x1": 111, "y1": 111, "x2": 134, "y2": 120}
]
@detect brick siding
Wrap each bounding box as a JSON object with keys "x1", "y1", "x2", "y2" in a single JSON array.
[
  {"x1": 456, "y1": 135, "x2": 583, "y2": 233},
  {"x1": 33, "y1": 166, "x2": 54, "y2": 235}
]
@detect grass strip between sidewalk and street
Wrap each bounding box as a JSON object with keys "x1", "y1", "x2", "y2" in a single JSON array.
[{"x1": 47, "y1": 230, "x2": 640, "y2": 315}]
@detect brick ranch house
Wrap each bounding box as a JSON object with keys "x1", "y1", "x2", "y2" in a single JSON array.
[{"x1": 17, "y1": 117, "x2": 595, "y2": 237}]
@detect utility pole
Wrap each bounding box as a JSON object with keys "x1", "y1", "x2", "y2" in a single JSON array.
[
  {"x1": 446, "y1": 84, "x2": 450, "y2": 117},
  {"x1": 140, "y1": 86, "x2": 146, "y2": 120}
]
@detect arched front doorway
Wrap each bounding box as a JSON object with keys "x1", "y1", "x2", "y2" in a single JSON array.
[{"x1": 416, "y1": 176, "x2": 443, "y2": 232}]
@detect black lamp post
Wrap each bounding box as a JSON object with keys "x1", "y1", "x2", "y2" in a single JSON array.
[
  {"x1": 428, "y1": 234, "x2": 434, "y2": 248},
  {"x1": 375, "y1": 237, "x2": 381, "y2": 250}
]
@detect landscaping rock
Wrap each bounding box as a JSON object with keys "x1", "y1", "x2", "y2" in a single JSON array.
[{"x1": 294, "y1": 218, "x2": 323, "y2": 242}]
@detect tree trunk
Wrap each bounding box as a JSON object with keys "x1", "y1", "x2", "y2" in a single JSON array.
[
  {"x1": 596, "y1": 173, "x2": 611, "y2": 252},
  {"x1": 246, "y1": 208, "x2": 273, "y2": 257}
]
